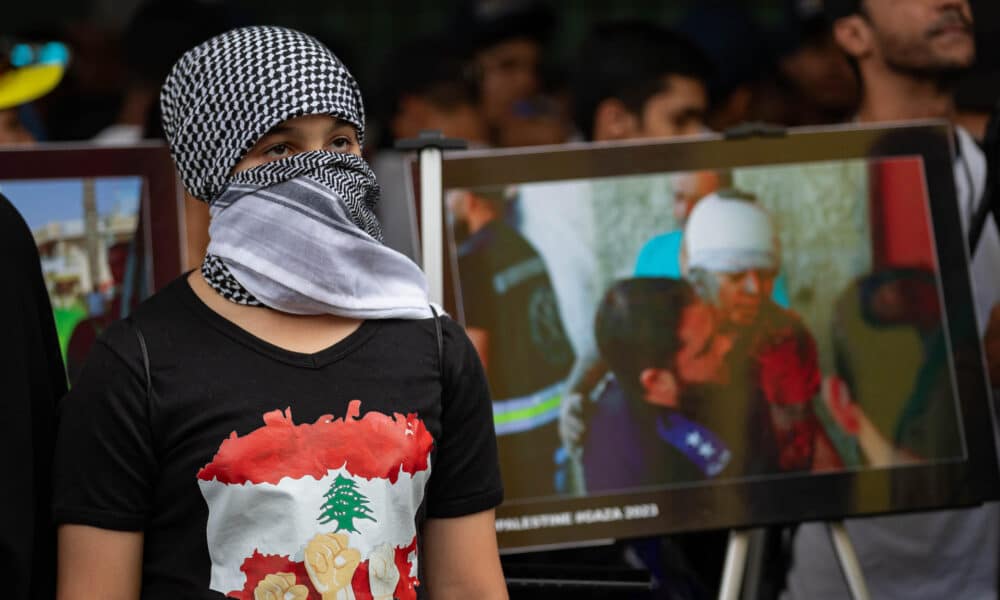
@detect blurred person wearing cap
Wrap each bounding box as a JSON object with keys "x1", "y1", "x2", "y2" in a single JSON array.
[
  {"x1": 452, "y1": 0, "x2": 559, "y2": 146},
  {"x1": 447, "y1": 186, "x2": 575, "y2": 500},
  {"x1": 681, "y1": 191, "x2": 841, "y2": 474},
  {"x1": 784, "y1": 1, "x2": 1000, "y2": 598},
  {"x1": 572, "y1": 21, "x2": 711, "y2": 142},
  {"x1": 371, "y1": 35, "x2": 489, "y2": 260},
  {"x1": 0, "y1": 40, "x2": 68, "y2": 143}
]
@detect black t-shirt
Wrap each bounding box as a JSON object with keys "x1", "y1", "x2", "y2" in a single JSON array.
[
  {"x1": 53, "y1": 276, "x2": 502, "y2": 599},
  {"x1": 457, "y1": 220, "x2": 575, "y2": 500}
]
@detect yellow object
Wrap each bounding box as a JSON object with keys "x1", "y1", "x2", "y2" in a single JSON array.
[{"x1": 0, "y1": 63, "x2": 65, "y2": 110}]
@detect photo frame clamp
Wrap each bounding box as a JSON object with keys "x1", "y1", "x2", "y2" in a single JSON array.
[
  {"x1": 722, "y1": 121, "x2": 788, "y2": 141},
  {"x1": 395, "y1": 130, "x2": 467, "y2": 306}
]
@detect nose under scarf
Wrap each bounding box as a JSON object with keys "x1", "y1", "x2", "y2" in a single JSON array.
[
  {"x1": 160, "y1": 26, "x2": 432, "y2": 318},
  {"x1": 203, "y1": 151, "x2": 432, "y2": 319}
]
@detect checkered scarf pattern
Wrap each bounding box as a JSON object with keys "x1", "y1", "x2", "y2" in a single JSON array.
[
  {"x1": 161, "y1": 26, "x2": 366, "y2": 205},
  {"x1": 159, "y1": 26, "x2": 427, "y2": 316},
  {"x1": 202, "y1": 150, "x2": 431, "y2": 318}
]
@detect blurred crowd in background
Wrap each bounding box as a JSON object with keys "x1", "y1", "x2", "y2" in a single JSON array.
[
  {"x1": 4, "y1": 2, "x2": 1000, "y2": 599},
  {"x1": 2, "y1": 0, "x2": 999, "y2": 152}
]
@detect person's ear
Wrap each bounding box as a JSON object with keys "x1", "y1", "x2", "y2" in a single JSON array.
[
  {"x1": 640, "y1": 367, "x2": 679, "y2": 408},
  {"x1": 833, "y1": 15, "x2": 874, "y2": 61},
  {"x1": 592, "y1": 98, "x2": 640, "y2": 141}
]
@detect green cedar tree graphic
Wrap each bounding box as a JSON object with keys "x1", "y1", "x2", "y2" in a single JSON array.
[{"x1": 318, "y1": 474, "x2": 376, "y2": 533}]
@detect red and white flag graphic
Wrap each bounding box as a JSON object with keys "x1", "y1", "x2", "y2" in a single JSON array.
[{"x1": 197, "y1": 400, "x2": 435, "y2": 600}]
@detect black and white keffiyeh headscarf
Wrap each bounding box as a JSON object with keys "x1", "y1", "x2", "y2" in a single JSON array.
[{"x1": 160, "y1": 26, "x2": 432, "y2": 318}]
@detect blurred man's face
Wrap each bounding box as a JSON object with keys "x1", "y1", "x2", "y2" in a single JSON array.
[
  {"x1": 713, "y1": 268, "x2": 777, "y2": 328},
  {"x1": 638, "y1": 75, "x2": 707, "y2": 139},
  {"x1": 863, "y1": 0, "x2": 975, "y2": 75},
  {"x1": 672, "y1": 171, "x2": 722, "y2": 224},
  {"x1": 476, "y1": 37, "x2": 541, "y2": 126},
  {"x1": 0, "y1": 109, "x2": 35, "y2": 145},
  {"x1": 675, "y1": 301, "x2": 733, "y2": 385}
]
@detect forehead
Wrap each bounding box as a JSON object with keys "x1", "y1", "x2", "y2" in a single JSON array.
[{"x1": 649, "y1": 75, "x2": 708, "y2": 108}]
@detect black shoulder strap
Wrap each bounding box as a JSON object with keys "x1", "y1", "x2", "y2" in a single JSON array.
[{"x1": 429, "y1": 305, "x2": 443, "y2": 370}]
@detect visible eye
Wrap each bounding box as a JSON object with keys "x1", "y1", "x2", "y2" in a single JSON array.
[
  {"x1": 329, "y1": 136, "x2": 354, "y2": 152},
  {"x1": 263, "y1": 143, "x2": 291, "y2": 158}
]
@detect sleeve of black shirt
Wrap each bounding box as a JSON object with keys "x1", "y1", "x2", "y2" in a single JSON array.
[
  {"x1": 53, "y1": 320, "x2": 157, "y2": 531},
  {"x1": 425, "y1": 316, "x2": 504, "y2": 518}
]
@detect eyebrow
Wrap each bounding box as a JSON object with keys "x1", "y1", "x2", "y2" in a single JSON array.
[{"x1": 260, "y1": 118, "x2": 355, "y2": 138}]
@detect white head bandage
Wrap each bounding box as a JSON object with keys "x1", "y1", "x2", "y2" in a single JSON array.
[{"x1": 683, "y1": 192, "x2": 779, "y2": 273}]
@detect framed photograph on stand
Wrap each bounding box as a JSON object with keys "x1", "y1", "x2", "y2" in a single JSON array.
[
  {"x1": 424, "y1": 122, "x2": 999, "y2": 558},
  {"x1": 0, "y1": 142, "x2": 183, "y2": 381}
]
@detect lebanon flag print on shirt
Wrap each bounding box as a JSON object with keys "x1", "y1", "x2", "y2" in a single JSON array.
[{"x1": 197, "y1": 399, "x2": 435, "y2": 600}]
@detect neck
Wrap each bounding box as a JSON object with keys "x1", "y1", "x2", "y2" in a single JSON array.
[
  {"x1": 188, "y1": 271, "x2": 362, "y2": 353},
  {"x1": 856, "y1": 64, "x2": 956, "y2": 124}
]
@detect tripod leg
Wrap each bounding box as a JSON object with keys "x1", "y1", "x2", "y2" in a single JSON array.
[
  {"x1": 718, "y1": 530, "x2": 750, "y2": 600},
  {"x1": 828, "y1": 521, "x2": 871, "y2": 600}
]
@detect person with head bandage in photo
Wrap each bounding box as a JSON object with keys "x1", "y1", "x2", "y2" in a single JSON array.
[
  {"x1": 681, "y1": 191, "x2": 843, "y2": 473},
  {"x1": 51, "y1": 26, "x2": 507, "y2": 600}
]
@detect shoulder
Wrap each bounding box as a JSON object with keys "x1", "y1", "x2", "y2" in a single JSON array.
[
  {"x1": 0, "y1": 194, "x2": 41, "y2": 275},
  {"x1": 635, "y1": 230, "x2": 683, "y2": 274},
  {"x1": 642, "y1": 230, "x2": 683, "y2": 250},
  {"x1": 130, "y1": 275, "x2": 196, "y2": 322},
  {"x1": 101, "y1": 275, "x2": 208, "y2": 369}
]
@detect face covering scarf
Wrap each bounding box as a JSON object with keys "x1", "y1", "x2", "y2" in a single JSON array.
[
  {"x1": 159, "y1": 26, "x2": 432, "y2": 318},
  {"x1": 202, "y1": 150, "x2": 433, "y2": 319}
]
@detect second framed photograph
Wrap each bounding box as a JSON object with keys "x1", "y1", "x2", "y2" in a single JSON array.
[
  {"x1": 0, "y1": 142, "x2": 183, "y2": 381},
  {"x1": 437, "y1": 121, "x2": 999, "y2": 551}
]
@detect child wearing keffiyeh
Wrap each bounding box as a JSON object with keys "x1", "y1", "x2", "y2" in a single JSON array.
[{"x1": 53, "y1": 26, "x2": 507, "y2": 600}]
